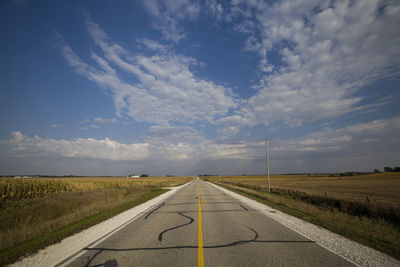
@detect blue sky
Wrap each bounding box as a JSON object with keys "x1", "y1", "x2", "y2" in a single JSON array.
[{"x1": 1, "y1": 0, "x2": 399, "y2": 176}]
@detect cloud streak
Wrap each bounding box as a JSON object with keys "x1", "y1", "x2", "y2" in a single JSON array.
[
  {"x1": 228, "y1": 0, "x2": 400, "y2": 127},
  {"x1": 141, "y1": 0, "x2": 200, "y2": 43},
  {"x1": 9, "y1": 132, "x2": 150, "y2": 161},
  {"x1": 6, "y1": 116, "x2": 400, "y2": 173},
  {"x1": 60, "y1": 16, "x2": 237, "y2": 126},
  {"x1": 60, "y1": 4, "x2": 400, "y2": 134},
  {"x1": 41, "y1": 3, "x2": 400, "y2": 175}
]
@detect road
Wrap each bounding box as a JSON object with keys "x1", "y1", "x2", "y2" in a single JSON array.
[{"x1": 63, "y1": 178, "x2": 354, "y2": 266}]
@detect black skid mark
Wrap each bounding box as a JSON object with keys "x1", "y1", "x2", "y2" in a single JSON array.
[
  {"x1": 158, "y1": 212, "x2": 194, "y2": 241},
  {"x1": 82, "y1": 224, "x2": 314, "y2": 263},
  {"x1": 145, "y1": 202, "x2": 165, "y2": 220},
  {"x1": 85, "y1": 249, "x2": 102, "y2": 267},
  {"x1": 240, "y1": 204, "x2": 248, "y2": 211}
]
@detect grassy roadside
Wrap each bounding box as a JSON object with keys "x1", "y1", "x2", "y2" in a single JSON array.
[
  {"x1": 0, "y1": 188, "x2": 165, "y2": 266},
  {"x1": 0, "y1": 177, "x2": 191, "y2": 266},
  {"x1": 205, "y1": 179, "x2": 400, "y2": 260}
]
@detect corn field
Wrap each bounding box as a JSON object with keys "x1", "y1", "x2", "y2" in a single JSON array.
[
  {"x1": 0, "y1": 176, "x2": 192, "y2": 266},
  {"x1": 0, "y1": 179, "x2": 73, "y2": 201},
  {"x1": 0, "y1": 177, "x2": 190, "y2": 202}
]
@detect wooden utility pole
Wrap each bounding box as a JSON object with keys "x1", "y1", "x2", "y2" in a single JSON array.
[{"x1": 266, "y1": 139, "x2": 270, "y2": 193}]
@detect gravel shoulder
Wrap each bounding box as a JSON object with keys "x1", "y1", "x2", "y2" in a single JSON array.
[{"x1": 207, "y1": 181, "x2": 400, "y2": 267}]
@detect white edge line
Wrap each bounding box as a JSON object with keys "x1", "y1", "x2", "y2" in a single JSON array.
[{"x1": 205, "y1": 181, "x2": 374, "y2": 267}]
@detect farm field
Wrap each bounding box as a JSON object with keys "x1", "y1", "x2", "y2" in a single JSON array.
[
  {"x1": 204, "y1": 173, "x2": 400, "y2": 259},
  {"x1": 210, "y1": 173, "x2": 400, "y2": 208},
  {"x1": 0, "y1": 176, "x2": 192, "y2": 265}
]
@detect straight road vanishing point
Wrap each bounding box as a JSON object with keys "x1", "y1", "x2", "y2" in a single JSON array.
[{"x1": 62, "y1": 178, "x2": 355, "y2": 266}]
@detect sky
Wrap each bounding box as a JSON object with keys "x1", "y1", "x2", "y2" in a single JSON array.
[{"x1": 0, "y1": 0, "x2": 399, "y2": 176}]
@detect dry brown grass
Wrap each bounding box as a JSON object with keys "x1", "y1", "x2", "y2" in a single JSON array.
[
  {"x1": 204, "y1": 173, "x2": 400, "y2": 259},
  {"x1": 0, "y1": 176, "x2": 192, "y2": 265},
  {"x1": 212, "y1": 173, "x2": 400, "y2": 208}
]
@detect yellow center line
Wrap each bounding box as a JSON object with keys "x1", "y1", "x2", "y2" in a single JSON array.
[{"x1": 198, "y1": 182, "x2": 204, "y2": 267}]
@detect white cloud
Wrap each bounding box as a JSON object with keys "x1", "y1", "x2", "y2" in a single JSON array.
[
  {"x1": 5, "y1": 131, "x2": 196, "y2": 163},
  {"x1": 136, "y1": 38, "x2": 169, "y2": 52},
  {"x1": 217, "y1": 126, "x2": 241, "y2": 139},
  {"x1": 141, "y1": 0, "x2": 200, "y2": 43},
  {"x1": 7, "y1": 131, "x2": 202, "y2": 162},
  {"x1": 79, "y1": 118, "x2": 117, "y2": 130},
  {"x1": 93, "y1": 118, "x2": 117, "y2": 124},
  {"x1": 80, "y1": 118, "x2": 117, "y2": 125},
  {"x1": 51, "y1": 124, "x2": 61, "y2": 128},
  {"x1": 216, "y1": 115, "x2": 252, "y2": 139},
  {"x1": 272, "y1": 116, "x2": 400, "y2": 155},
  {"x1": 60, "y1": 16, "x2": 237, "y2": 126},
  {"x1": 233, "y1": 19, "x2": 255, "y2": 34},
  {"x1": 6, "y1": 131, "x2": 259, "y2": 163},
  {"x1": 146, "y1": 125, "x2": 205, "y2": 144},
  {"x1": 229, "y1": 0, "x2": 400, "y2": 127},
  {"x1": 217, "y1": 115, "x2": 251, "y2": 127},
  {"x1": 206, "y1": 0, "x2": 225, "y2": 21},
  {"x1": 208, "y1": 116, "x2": 400, "y2": 172},
  {"x1": 8, "y1": 132, "x2": 149, "y2": 160},
  {"x1": 6, "y1": 116, "x2": 400, "y2": 173},
  {"x1": 50, "y1": 3, "x2": 400, "y2": 174},
  {"x1": 205, "y1": 142, "x2": 259, "y2": 160}
]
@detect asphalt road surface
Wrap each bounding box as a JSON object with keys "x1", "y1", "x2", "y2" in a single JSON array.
[{"x1": 64, "y1": 178, "x2": 354, "y2": 266}]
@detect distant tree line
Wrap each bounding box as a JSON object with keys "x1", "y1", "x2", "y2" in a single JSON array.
[
  {"x1": 383, "y1": 167, "x2": 400, "y2": 172},
  {"x1": 374, "y1": 167, "x2": 400, "y2": 172}
]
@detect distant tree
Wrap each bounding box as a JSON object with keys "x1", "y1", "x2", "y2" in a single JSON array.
[
  {"x1": 384, "y1": 167, "x2": 393, "y2": 172},
  {"x1": 140, "y1": 174, "x2": 149, "y2": 177},
  {"x1": 374, "y1": 169, "x2": 381, "y2": 173},
  {"x1": 394, "y1": 167, "x2": 400, "y2": 172}
]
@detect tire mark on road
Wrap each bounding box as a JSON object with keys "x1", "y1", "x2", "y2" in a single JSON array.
[
  {"x1": 145, "y1": 202, "x2": 165, "y2": 220},
  {"x1": 158, "y1": 212, "x2": 194, "y2": 241},
  {"x1": 85, "y1": 250, "x2": 102, "y2": 267},
  {"x1": 85, "y1": 238, "x2": 313, "y2": 253},
  {"x1": 83, "y1": 223, "x2": 313, "y2": 265},
  {"x1": 239, "y1": 204, "x2": 248, "y2": 211}
]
